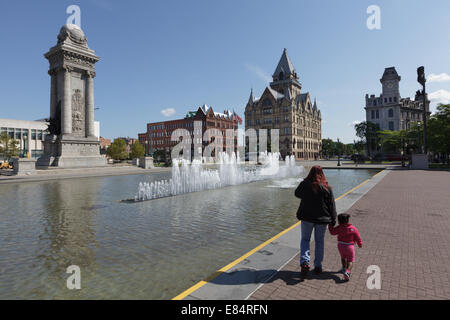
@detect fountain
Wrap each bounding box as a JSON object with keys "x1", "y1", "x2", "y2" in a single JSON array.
[{"x1": 134, "y1": 152, "x2": 303, "y2": 202}]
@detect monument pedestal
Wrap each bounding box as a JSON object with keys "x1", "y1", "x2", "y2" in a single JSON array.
[
  {"x1": 410, "y1": 154, "x2": 429, "y2": 170},
  {"x1": 13, "y1": 158, "x2": 36, "y2": 175},
  {"x1": 37, "y1": 134, "x2": 106, "y2": 168},
  {"x1": 139, "y1": 157, "x2": 154, "y2": 169}
]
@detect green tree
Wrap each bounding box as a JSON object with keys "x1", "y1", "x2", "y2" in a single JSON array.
[
  {"x1": 0, "y1": 132, "x2": 20, "y2": 159},
  {"x1": 321, "y1": 138, "x2": 334, "y2": 159},
  {"x1": 354, "y1": 121, "x2": 380, "y2": 157},
  {"x1": 344, "y1": 143, "x2": 355, "y2": 156},
  {"x1": 378, "y1": 130, "x2": 405, "y2": 154},
  {"x1": 106, "y1": 138, "x2": 128, "y2": 160},
  {"x1": 130, "y1": 141, "x2": 145, "y2": 159},
  {"x1": 353, "y1": 140, "x2": 365, "y2": 154},
  {"x1": 428, "y1": 104, "x2": 450, "y2": 163}
]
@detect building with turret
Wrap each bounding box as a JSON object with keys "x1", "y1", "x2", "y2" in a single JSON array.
[
  {"x1": 365, "y1": 67, "x2": 430, "y2": 154},
  {"x1": 245, "y1": 49, "x2": 322, "y2": 160}
]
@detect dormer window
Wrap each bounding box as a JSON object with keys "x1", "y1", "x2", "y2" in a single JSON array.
[{"x1": 279, "y1": 71, "x2": 284, "y2": 80}]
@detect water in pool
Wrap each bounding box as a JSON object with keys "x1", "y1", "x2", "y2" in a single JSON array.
[{"x1": 0, "y1": 168, "x2": 378, "y2": 299}]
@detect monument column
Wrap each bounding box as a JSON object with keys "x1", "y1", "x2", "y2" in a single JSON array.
[
  {"x1": 85, "y1": 71, "x2": 95, "y2": 138},
  {"x1": 49, "y1": 70, "x2": 57, "y2": 119},
  {"x1": 61, "y1": 66, "x2": 72, "y2": 136}
]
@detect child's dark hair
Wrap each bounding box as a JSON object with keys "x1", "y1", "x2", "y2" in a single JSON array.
[{"x1": 338, "y1": 213, "x2": 350, "y2": 224}]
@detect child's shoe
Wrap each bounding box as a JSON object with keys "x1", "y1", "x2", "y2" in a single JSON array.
[{"x1": 343, "y1": 270, "x2": 351, "y2": 281}]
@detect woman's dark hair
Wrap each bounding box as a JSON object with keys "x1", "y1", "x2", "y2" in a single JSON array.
[
  {"x1": 305, "y1": 165, "x2": 330, "y2": 193},
  {"x1": 338, "y1": 213, "x2": 350, "y2": 224}
]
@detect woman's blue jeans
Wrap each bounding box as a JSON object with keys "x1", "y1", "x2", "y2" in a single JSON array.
[{"x1": 300, "y1": 221, "x2": 327, "y2": 268}]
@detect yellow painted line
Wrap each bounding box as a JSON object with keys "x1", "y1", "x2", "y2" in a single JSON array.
[
  {"x1": 371, "y1": 169, "x2": 385, "y2": 179},
  {"x1": 172, "y1": 170, "x2": 382, "y2": 300}
]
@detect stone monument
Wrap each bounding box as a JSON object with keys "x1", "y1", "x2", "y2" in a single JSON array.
[{"x1": 37, "y1": 24, "x2": 106, "y2": 168}]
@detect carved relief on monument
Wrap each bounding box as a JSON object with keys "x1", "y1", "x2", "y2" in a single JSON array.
[{"x1": 72, "y1": 89, "x2": 85, "y2": 137}]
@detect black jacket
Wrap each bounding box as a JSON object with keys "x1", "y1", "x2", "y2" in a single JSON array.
[{"x1": 295, "y1": 180, "x2": 337, "y2": 225}]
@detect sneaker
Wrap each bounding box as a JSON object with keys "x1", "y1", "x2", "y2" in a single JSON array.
[
  {"x1": 340, "y1": 268, "x2": 346, "y2": 274},
  {"x1": 313, "y1": 266, "x2": 322, "y2": 275},
  {"x1": 300, "y1": 262, "x2": 310, "y2": 277},
  {"x1": 343, "y1": 270, "x2": 351, "y2": 281}
]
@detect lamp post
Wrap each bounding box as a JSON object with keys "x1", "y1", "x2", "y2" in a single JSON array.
[
  {"x1": 145, "y1": 140, "x2": 148, "y2": 156},
  {"x1": 417, "y1": 66, "x2": 427, "y2": 154},
  {"x1": 337, "y1": 138, "x2": 341, "y2": 167}
]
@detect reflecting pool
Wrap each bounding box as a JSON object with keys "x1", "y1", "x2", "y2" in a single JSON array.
[{"x1": 0, "y1": 168, "x2": 378, "y2": 299}]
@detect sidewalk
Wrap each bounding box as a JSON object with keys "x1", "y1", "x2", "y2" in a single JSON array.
[{"x1": 248, "y1": 169, "x2": 450, "y2": 300}]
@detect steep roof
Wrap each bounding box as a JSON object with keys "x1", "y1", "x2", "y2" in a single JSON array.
[{"x1": 273, "y1": 48, "x2": 296, "y2": 77}]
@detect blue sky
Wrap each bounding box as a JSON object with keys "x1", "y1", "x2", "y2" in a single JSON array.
[{"x1": 1, "y1": 0, "x2": 450, "y2": 143}]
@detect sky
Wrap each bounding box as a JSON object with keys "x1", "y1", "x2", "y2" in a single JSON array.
[{"x1": 1, "y1": 0, "x2": 450, "y2": 143}]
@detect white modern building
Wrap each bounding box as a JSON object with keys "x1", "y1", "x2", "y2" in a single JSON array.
[{"x1": 0, "y1": 118, "x2": 100, "y2": 158}]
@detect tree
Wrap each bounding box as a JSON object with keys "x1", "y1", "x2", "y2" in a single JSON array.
[
  {"x1": 427, "y1": 104, "x2": 450, "y2": 163},
  {"x1": 354, "y1": 121, "x2": 380, "y2": 157},
  {"x1": 0, "y1": 132, "x2": 20, "y2": 160},
  {"x1": 129, "y1": 141, "x2": 145, "y2": 159},
  {"x1": 106, "y1": 138, "x2": 128, "y2": 160},
  {"x1": 321, "y1": 138, "x2": 334, "y2": 159},
  {"x1": 353, "y1": 140, "x2": 365, "y2": 154}
]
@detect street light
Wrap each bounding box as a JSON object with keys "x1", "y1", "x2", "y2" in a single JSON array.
[
  {"x1": 337, "y1": 138, "x2": 341, "y2": 167},
  {"x1": 417, "y1": 66, "x2": 427, "y2": 154}
]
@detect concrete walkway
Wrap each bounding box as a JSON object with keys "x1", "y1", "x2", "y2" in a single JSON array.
[{"x1": 248, "y1": 169, "x2": 450, "y2": 300}]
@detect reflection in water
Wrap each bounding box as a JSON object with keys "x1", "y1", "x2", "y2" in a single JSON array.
[{"x1": 0, "y1": 169, "x2": 378, "y2": 299}]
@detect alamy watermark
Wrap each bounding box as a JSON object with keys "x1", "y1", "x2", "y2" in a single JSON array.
[
  {"x1": 66, "y1": 265, "x2": 81, "y2": 290},
  {"x1": 66, "y1": 5, "x2": 81, "y2": 27},
  {"x1": 367, "y1": 5, "x2": 381, "y2": 30},
  {"x1": 366, "y1": 265, "x2": 381, "y2": 289}
]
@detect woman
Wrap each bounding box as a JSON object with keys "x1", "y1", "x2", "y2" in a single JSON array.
[{"x1": 295, "y1": 165, "x2": 337, "y2": 277}]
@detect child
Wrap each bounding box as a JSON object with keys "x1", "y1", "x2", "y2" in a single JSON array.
[{"x1": 328, "y1": 213, "x2": 362, "y2": 281}]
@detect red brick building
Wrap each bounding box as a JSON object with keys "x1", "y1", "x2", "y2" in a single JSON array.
[{"x1": 138, "y1": 105, "x2": 241, "y2": 158}]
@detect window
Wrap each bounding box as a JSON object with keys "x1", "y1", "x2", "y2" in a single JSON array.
[
  {"x1": 263, "y1": 99, "x2": 272, "y2": 107},
  {"x1": 31, "y1": 129, "x2": 36, "y2": 140},
  {"x1": 8, "y1": 128, "x2": 14, "y2": 138},
  {"x1": 275, "y1": 117, "x2": 280, "y2": 123},
  {"x1": 15, "y1": 130, "x2": 21, "y2": 139},
  {"x1": 284, "y1": 116, "x2": 290, "y2": 122},
  {"x1": 284, "y1": 127, "x2": 290, "y2": 134},
  {"x1": 388, "y1": 109, "x2": 394, "y2": 118},
  {"x1": 384, "y1": 98, "x2": 387, "y2": 103},
  {"x1": 389, "y1": 97, "x2": 392, "y2": 103},
  {"x1": 279, "y1": 71, "x2": 284, "y2": 80},
  {"x1": 264, "y1": 118, "x2": 272, "y2": 124},
  {"x1": 263, "y1": 108, "x2": 272, "y2": 114},
  {"x1": 376, "y1": 110, "x2": 379, "y2": 119},
  {"x1": 394, "y1": 97, "x2": 397, "y2": 102},
  {"x1": 389, "y1": 121, "x2": 394, "y2": 131},
  {"x1": 256, "y1": 119, "x2": 260, "y2": 125},
  {"x1": 371, "y1": 110, "x2": 375, "y2": 119},
  {"x1": 247, "y1": 120, "x2": 251, "y2": 126}
]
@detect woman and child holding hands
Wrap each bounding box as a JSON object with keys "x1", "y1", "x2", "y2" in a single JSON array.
[{"x1": 295, "y1": 166, "x2": 363, "y2": 281}]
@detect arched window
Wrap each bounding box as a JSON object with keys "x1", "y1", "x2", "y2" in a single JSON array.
[{"x1": 388, "y1": 109, "x2": 394, "y2": 118}]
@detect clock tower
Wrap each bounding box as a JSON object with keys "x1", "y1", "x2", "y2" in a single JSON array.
[{"x1": 380, "y1": 67, "x2": 401, "y2": 100}]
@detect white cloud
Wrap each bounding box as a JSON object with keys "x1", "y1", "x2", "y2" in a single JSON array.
[
  {"x1": 161, "y1": 108, "x2": 176, "y2": 117},
  {"x1": 245, "y1": 63, "x2": 271, "y2": 84},
  {"x1": 427, "y1": 73, "x2": 450, "y2": 83},
  {"x1": 429, "y1": 89, "x2": 450, "y2": 105}
]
